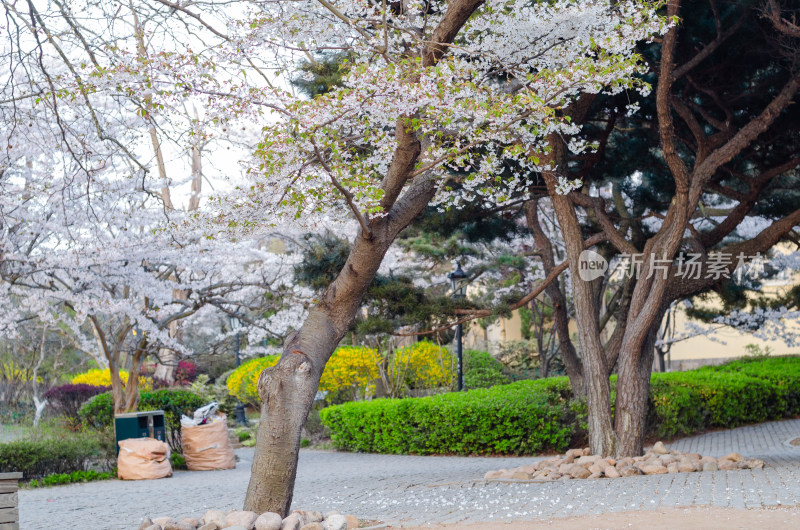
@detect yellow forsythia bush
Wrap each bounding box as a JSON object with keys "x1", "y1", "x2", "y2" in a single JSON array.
[
  {"x1": 1, "y1": 362, "x2": 42, "y2": 383},
  {"x1": 227, "y1": 348, "x2": 382, "y2": 405},
  {"x1": 71, "y1": 368, "x2": 151, "y2": 390},
  {"x1": 391, "y1": 341, "x2": 454, "y2": 390},
  {"x1": 226, "y1": 356, "x2": 280, "y2": 406},
  {"x1": 227, "y1": 342, "x2": 452, "y2": 405},
  {"x1": 319, "y1": 346, "x2": 381, "y2": 397}
]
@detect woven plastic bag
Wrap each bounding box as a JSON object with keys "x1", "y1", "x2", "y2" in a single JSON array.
[
  {"x1": 117, "y1": 437, "x2": 172, "y2": 480},
  {"x1": 182, "y1": 414, "x2": 236, "y2": 471}
]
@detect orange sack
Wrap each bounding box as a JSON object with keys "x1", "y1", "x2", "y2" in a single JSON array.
[
  {"x1": 182, "y1": 414, "x2": 236, "y2": 471},
  {"x1": 117, "y1": 437, "x2": 172, "y2": 480}
]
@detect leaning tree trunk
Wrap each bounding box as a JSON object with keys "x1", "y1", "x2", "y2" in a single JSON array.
[
  {"x1": 243, "y1": 223, "x2": 409, "y2": 515},
  {"x1": 243, "y1": 137, "x2": 436, "y2": 513},
  {"x1": 244, "y1": 310, "x2": 339, "y2": 516},
  {"x1": 243, "y1": 0, "x2": 497, "y2": 512}
]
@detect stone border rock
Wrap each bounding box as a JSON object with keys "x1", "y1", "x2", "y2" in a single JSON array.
[
  {"x1": 484, "y1": 441, "x2": 765, "y2": 481},
  {"x1": 137, "y1": 508, "x2": 360, "y2": 530}
]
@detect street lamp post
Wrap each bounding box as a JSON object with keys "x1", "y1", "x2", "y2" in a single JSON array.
[
  {"x1": 448, "y1": 263, "x2": 468, "y2": 391},
  {"x1": 229, "y1": 314, "x2": 248, "y2": 425}
]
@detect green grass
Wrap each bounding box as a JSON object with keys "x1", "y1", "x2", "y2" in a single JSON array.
[{"x1": 26, "y1": 470, "x2": 115, "y2": 488}]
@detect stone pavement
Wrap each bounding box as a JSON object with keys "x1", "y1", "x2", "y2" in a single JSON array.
[{"x1": 18, "y1": 418, "x2": 800, "y2": 529}]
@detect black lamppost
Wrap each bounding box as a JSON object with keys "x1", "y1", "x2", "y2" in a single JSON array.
[
  {"x1": 448, "y1": 263, "x2": 468, "y2": 391},
  {"x1": 229, "y1": 314, "x2": 248, "y2": 425}
]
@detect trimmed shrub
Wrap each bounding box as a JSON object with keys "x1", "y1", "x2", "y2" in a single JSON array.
[
  {"x1": 322, "y1": 356, "x2": 800, "y2": 455},
  {"x1": 320, "y1": 378, "x2": 580, "y2": 455},
  {"x1": 651, "y1": 369, "x2": 784, "y2": 432},
  {"x1": 43, "y1": 384, "x2": 110, "y2": 422},
  {"x1": 0, "y1": 436, "x2": 108, "y2": 480},
  {"x1": 463, "y1": 350, "x2": 509, "y2": 389},
  {"x1": 715, "y1": 356, "x2": 800, "y2": 415},
  {"x1": 78, "y1": 388, "x2": 206, "y2": 451}
]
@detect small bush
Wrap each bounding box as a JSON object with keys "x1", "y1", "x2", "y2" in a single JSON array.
[
  {"x1": 175, "y1": 360, "x2": 198, "y2": 385},
  {"x1": 44, "y1": 384, "x2": 110, "y2": 422},
  {"x1": 78, "y1": 388, "x2": 206, "y2": 452},
  {"x1": 463, "y1": 350, "x2": 509, "y2": 389},
  {"x1": 0, "y1": 436, "x2": 107, "y2": 480},
  {"x1": 322, "y1": 346, "x2": 382, "y2": 401},
  {"x1": 390, "y1": 341, "x2": 453, "y2": 391},
  {"x1": 170, "y1": 452, "x2": 186, "y2": 470}
]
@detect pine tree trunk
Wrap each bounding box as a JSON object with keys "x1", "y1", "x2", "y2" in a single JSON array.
[
  {"x1": 582, "y1": 345, "x2": 616, "y2": 456},
  {"x1": 614, "y1": 306, "x2": 664, "y2": 456},
  {"x1": 524, "y1": 200, "x2": 584, "y2": 396}
]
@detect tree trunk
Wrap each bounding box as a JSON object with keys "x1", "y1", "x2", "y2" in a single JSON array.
[
  {"x1": 582, "y1": 345, "x2": 617, "y2": 456},
  {"x1": 110, "y1": 365, "x2": 126, "y2": 414},
  {"x1": 244, "y1": 310, "x2": 338, "y2": 515},
  {"x1": 614, "y1": 305, "x2": 665, "y2": 456},
  {"x1": 540, "y1": 137, "x2": 616, "y2": 455},
  {"x1": 244, "y1": 229, "x2": 397, "y2": 514},
  {"x1": 122, "y1": 349, "x2": 145, "y2": 413},
  {"x1": 244, "y1": 181, "x2": 435, "y2": 514},
  {"x1": 525, "y1": 200, "x2": 584, "y2": 395}
]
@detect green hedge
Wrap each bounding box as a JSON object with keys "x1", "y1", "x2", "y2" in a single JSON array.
[
  {"x1": 320, "y1": 378, "x2": 583, "y2": 455},
  {"x1": 79, "y1": 388, "x2": 206, "y2": 451},
  {"x1": 0, "y1": 436, "x2": 109, "y2": 480},
  {"x1": 322, "y1": 356, "x2": 800, "y2": 455},
  {"x1": 649, "y1": 368, "x2": 785, "y2": 437}
]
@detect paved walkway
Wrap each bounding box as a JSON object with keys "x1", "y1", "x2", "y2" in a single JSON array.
[{"x1": 19, "y1": 419, "x2": 800, "y2": 529}]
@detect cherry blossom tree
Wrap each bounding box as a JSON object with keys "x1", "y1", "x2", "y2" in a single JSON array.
[
  {"x1": 3, "y1": 0, "x2": 667, "y2": 515},
  {"x1": 201, "y1": 0, "x2": 664, "y2": 513}
]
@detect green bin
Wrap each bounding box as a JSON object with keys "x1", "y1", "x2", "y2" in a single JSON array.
[{"x1": 114, "y1": 410, "x2": 166, "y2": 454}]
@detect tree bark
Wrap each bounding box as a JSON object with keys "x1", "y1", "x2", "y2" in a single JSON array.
[
  {"x1": 110, "y1": 365, "x2": 127, "y2": 414},
  {"x1": 525, "y1": 199, "x2": 584, "y2": 394},
  {"x1": 244, "y1": 210, "x2": 427, "y2": 514},
  {"x1": 614, "y1": 304, "x2": 665, "y2": 456},
  {"x1": 540, "y1": 136, "x2": 616, "y2": 456}
]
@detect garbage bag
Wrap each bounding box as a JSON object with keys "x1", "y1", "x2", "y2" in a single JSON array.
[
  {"x1": 192, "y1": 401, "x2": 219, "y2": 424},
  {"x1": 182, "y1": 413, "x2": 236, "y2": 471},
  {"x1": 117, "y1": 437, "x2": 172, "y2": 480}
]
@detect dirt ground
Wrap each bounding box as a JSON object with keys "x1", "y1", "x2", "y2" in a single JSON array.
[{"x1": 394, "y1": 506, "x2": 800, "y2": 529}]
